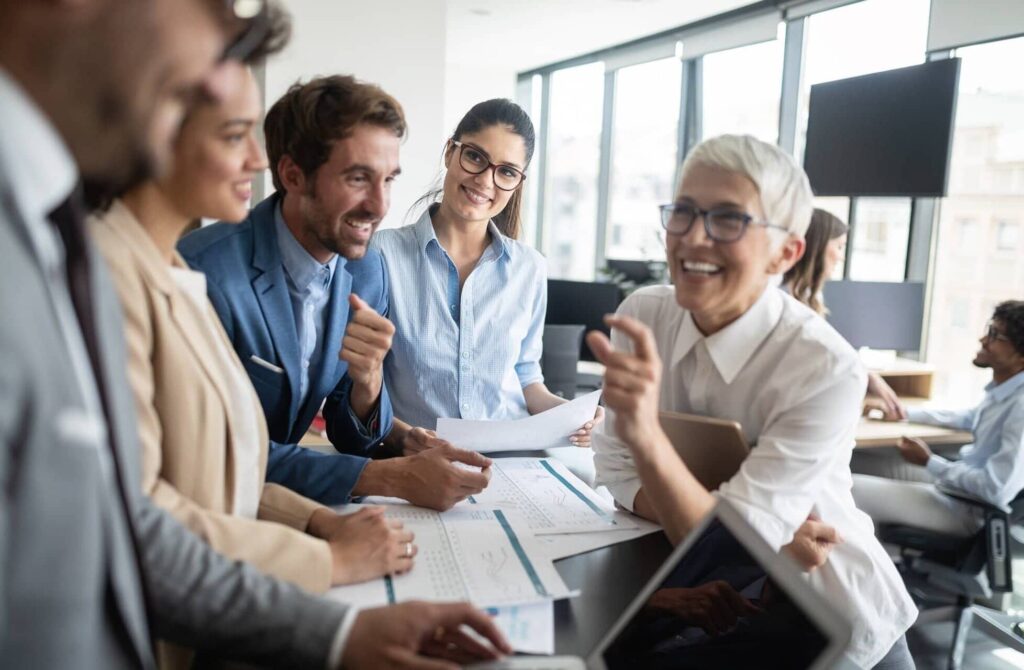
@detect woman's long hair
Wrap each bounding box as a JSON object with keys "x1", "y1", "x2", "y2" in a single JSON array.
[
  {"x1": 783, "y1": 208, "x2": 848, "y2": 315},
  {"x1": 410, "y1": 98, "x2": 535, "y2": 239}
]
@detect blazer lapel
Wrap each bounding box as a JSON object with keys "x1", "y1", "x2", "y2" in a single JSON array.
[{"x1": 250, "y1": 205, "x2": 302, "y2": 419}]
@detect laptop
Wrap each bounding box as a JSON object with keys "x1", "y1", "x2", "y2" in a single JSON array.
[
  {"x1": 659, "y1": 411, "x2": 750, "y2": 491},
  {"x1": 469, "y1": 500, "x2": 852, "y2": 670}
]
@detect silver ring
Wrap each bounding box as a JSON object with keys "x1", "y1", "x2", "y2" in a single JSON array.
[{"x1": 404, "y1": 542, "x2": 413, "y2": 558}]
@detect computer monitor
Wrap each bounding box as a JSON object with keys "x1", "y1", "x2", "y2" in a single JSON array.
[
  {"x1": 822, "y1": 280, "x2": 924, "y2": 351},
  {"x1": 803, "y1": 58, "x2": 960, "y2": 197},
  {"x1": 546, "y1": 280, "x2": 623, "y2": 362},
  {"x1": 604, "y1": 258, "x2": 667, "y2": 285}
]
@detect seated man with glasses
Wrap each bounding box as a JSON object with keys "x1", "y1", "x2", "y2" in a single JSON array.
[
  {"x1": 853, "y1": 301, "x2": 1024, "y2": 537},
  {"x1": 590, "y1": 134, "x2": 917, "y2": 669}
]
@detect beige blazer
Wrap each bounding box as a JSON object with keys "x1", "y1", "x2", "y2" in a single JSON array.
[{"x1": 89, "y1": 202, "x2": 333, "y2": 595}]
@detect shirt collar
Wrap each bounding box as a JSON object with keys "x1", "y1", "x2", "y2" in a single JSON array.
[
  {"x1": 274, "y1": 202, "x2": 340, "y2": 291},
  {"x1": 986, "y1": 368, "x2": 1024, "y2": 403},
  {"x1": 670, "y1": 286, "x2": 784, "y2": 384},
  {"x1": 413, "y1": 204, "x2": 510, "y2": 261},
  {"x1": 0, "y1": 67, "x2": 78, "y2": 228}
]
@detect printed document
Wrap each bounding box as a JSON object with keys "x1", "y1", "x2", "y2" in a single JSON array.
[{"x1": 436, "y1": 390, "x2": 602, "y2": 453}]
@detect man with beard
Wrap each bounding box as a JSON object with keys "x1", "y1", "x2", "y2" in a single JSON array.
[
  {"x1": 854, "y1": 301, "x2": 1024, "y2": 536},
  {"x1": 180, "y1": 75, "x2": 493, "y2": 511},
  {"x1": 0, "y1": 1, "x2": 509, "y2": 667}
]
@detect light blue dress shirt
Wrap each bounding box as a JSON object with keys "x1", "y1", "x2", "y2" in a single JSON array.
[
  {"x1": 912, "y1": 369, "x2": 1024, "y2": 506},
  {"x1": 370, "y1": 206, "x2": 547, "y2": 429},
  {"x1": 274, "y1": 206, "x2": 339, "y2": 408}
]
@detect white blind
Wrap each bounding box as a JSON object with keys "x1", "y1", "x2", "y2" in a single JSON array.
[
  {"x1": 678, "y1": 10, "x2": 781, "y2": 59},
  {"x1": 928, "y1": 0, "x2": 1024, "y2": 51}
]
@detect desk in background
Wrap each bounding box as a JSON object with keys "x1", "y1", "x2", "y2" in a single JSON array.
[{"x1": 855, "y1": 418, "x2": 973, "y2": 449}]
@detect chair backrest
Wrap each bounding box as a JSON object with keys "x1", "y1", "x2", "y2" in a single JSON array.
[{"x1": 542, "y1": 324, "x2": 585, "y2": 399}]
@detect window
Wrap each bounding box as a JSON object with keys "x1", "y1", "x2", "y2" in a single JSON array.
[
  {"x1": 996, "y1": 220, "x2": 1019, "y2": 252},
  {"x1": 542, "y1": 62, "x2": 605, "y2": 280},
  {"x1": 701, "y1": 32, "x2": 784, "y2": 143},
  {"x1": 926, "y1": 36, "x2": 1024, "y2": 404},
  {"x1": 847, "y1": 198, "x2": 911, "y2": 281},
  {"x1": 605, "y1": 57, "x2": 681, "y2": 262},
  {"x1": 796, "y1": 0, "x2": 930, "y2": 160}
]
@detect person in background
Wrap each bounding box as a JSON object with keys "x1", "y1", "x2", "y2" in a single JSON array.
[
  {"x1": 0, "y1": 0, "x2": 509, "y2": 667},
  {"x1": 590, "y1": 134, "x2": 917, "y2": 669},
  {"x1": 853, "y1": 301, "x2": 1024, "y2": 536},
  {"x1": 180, "y1": 75, "x2": 493, "y2": 511},
  {"x1": 371, "y1": 99, "x2": 602, "y2": 454},
  {"x1": 782, "y1": 207, "x2": 904, "y2": 418}
]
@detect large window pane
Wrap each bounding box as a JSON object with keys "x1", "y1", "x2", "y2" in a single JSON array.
[
  {"x1": 543, "y1": 62, "x2": 604, "y2": 280},
  {"x1": 701, "y1": 34, "x2": 784, "y2": 143},
  {"x1": 926, "y1": 37, "x2": 1024, "y2": 404},
  {"x1": 605, "y1": 57, "x2": 681, "y2": 262},
  {"x1": 796, "y1": 0, "x2": 930, "y2": 161},
  {"x1": 847, "y1": 198, "x2": 911, "y2": 281}
]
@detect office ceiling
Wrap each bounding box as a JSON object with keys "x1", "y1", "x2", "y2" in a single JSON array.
[{"x1": 446, "y1": 0, "x2": 754, "y2": 71}]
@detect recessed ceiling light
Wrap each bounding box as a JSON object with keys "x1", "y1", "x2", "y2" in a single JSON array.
[{"x1": 469, "y1": 7, "x2": 492, "y2": 16}]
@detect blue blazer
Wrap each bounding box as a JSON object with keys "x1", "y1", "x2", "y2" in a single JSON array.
[{"x1": 178, "y1": 193, "x2": 393, "y2": 504}]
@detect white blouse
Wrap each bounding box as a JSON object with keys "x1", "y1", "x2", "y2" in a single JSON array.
[
  {"x1": 593, "y1": 285, "x2": 917, "y2": 668},
  {"x1": 169, "y1": 266, "x2": 261, "y2": 520}
]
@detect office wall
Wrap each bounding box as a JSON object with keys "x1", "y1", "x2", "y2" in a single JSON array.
[{"x1": 264, "y1": 0, "x2": 448, "y2": 228}]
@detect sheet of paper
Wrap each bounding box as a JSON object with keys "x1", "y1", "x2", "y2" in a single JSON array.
[
  {"x1": 467, "y1": 458, "x2": 636, "y2": 535},
  {"x1": 436, "y1": 390, "x2": 602, "y2": 453},
  {"x1": 536, "y1": 513, "x2": 662, "y2": 560},
  {"x1": 325, "y1": 580, "x2": 556, "y2": 655},
  {"x1": 485, "y1": 601, "x2": 555, "y2": 655},
  {"x1": 329, "y1": 505, "x2": 574, "y2": 608}
]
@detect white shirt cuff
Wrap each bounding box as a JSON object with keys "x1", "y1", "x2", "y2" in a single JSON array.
[
  {"x1": 327, "y1": 606, "x2": 361, "y2": 670},
  {"x1": 926, "y1": 454, "x2": 951, "y2": 478},
  {"x1": 905, "y1": 407, "x2": 928, "y2": 424},
  {"x1": 606, "y1": 477, "x2": 644, "y2": 513}
]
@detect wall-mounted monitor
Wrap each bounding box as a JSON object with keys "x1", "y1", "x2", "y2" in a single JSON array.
[{"x1": 803, "y1": 58, "x2": 960, "y2": 197}]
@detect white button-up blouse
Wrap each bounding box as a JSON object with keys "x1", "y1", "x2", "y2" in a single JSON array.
[{"x1": 593, "y1": 284, "x2": 917, "y2": 668}]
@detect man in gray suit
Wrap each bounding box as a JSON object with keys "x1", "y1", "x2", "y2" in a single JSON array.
[{"x1": 0, "y1": 1, "x2": 510, "y2": 668}]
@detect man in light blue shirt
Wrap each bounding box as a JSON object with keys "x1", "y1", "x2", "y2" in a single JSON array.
[{"x1": 853, "y1": 301, "x2": 1024, "y2": 536}]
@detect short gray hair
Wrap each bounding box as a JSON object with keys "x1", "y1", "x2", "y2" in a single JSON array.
[{"x1": 680, "y1": 134, "x2": 814, "y2": 238}]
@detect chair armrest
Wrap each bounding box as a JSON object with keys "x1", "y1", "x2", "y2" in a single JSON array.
[{"x1": 935, "y1": 482, "x2": 1012, "y2": 515}]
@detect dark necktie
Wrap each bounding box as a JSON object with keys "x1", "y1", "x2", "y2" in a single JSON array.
[{"x1": 48, "y1": 190, "x2": 154, "y2": 651}]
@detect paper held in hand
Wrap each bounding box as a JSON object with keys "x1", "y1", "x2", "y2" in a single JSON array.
[{"x1": 436, "y1": 390, "x2": 602, "y2": 453}]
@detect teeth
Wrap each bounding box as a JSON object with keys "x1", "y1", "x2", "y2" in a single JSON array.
[
  {"x1": 682, "y1": 260, "x2": 721, "y2": 273},
  {"x1": 463, "y1": 186, "x2": 490, "y2": 204},
  {"x1": 346, "y1": 220, "x2": 372, "y2": 231}
]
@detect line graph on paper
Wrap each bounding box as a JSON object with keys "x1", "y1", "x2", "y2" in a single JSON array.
[
  {"x1": 466, "y1": 458, "x2": 636, "y2": 535},
  {"x1": 379, "y1": 507, "x2": 573, "y2": 607}
]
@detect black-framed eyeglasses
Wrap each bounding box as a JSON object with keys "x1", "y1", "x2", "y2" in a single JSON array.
[
  {"x1": 983, "y1": 322, "x2": 1011, "y2": 343},
  {"x1": 221, "y1": 0, "x2": 270, "y2": 62},
  {"x1": 450, "y1": 140, "x2": 526, "y2": 191},
  {"x1": 658, "y1": 203, "x2": 788, "y2": 243}
]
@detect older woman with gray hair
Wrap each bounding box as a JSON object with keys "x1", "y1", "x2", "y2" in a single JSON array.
[{"x1": 590, "y1": 135, "x2": 917, "y2": 669}]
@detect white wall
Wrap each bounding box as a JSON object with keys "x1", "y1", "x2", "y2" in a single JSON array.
[
  {"x1": 264, "y1": 0, "x2": 448, "y2": 229},
  {"x1": 441, "y1": 62, "x2": 519, "y2": 137}
]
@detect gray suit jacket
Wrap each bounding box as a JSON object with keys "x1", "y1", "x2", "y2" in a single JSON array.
[{"x1": 0, "y1": 189, "x2": 350, "y2": 667}]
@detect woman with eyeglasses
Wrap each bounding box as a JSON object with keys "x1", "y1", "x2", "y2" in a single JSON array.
[
  {"x1": 371, "y1": 99, "x2": 601, "y2": 455},
  {"x1": 590, "y1": 135, "x2": 916, "y2": 669}
]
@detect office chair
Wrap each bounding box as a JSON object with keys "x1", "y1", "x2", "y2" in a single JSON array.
[
  {"x1": 877, "y1": 485, "x2": 1024, "y2": 670},
  {"x1": 542, "y1": 324, "x2": 585, "y2": 399}
]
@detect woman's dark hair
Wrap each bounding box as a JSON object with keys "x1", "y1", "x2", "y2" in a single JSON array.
[
  {"x1": 783, "y1": 208, "x2": 849, "y2": 315},
  {"x1": 993, "y1": 300, "x2": 1024, "y2": 356},
  {"x1": 412, "y1": 98, "x2": 536, "y2": 240}
]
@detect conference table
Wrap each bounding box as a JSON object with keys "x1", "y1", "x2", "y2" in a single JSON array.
[{"x1": 551, "y1": 530, "x2": 672, "y2": 655}]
